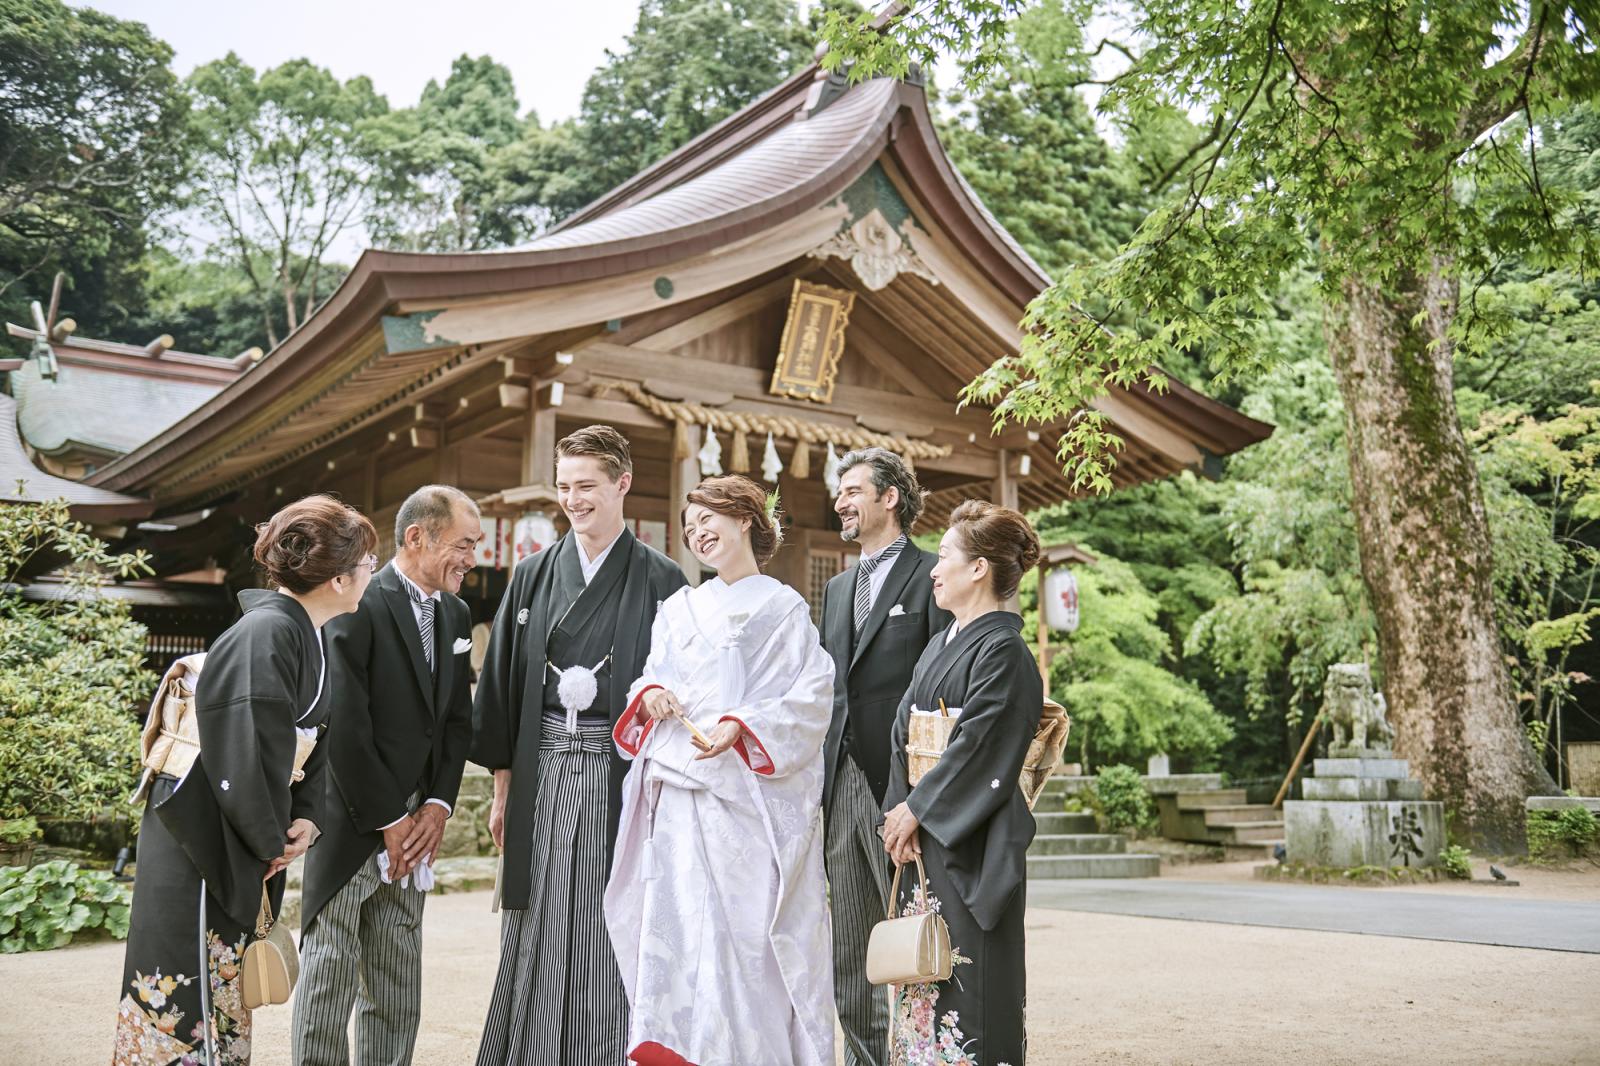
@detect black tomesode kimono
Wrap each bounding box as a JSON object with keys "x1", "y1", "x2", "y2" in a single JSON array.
[
  {"x1": 115, "y1": 590, "x2": 328, "y2": 1066},
  {"x1": 884, "y1": 611, "x2": 1041, "y2": 1066}
]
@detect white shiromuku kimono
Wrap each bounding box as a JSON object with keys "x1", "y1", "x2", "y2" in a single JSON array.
[{"x1": 605, "y1": 574, "x2": 836, "y2": 1066}]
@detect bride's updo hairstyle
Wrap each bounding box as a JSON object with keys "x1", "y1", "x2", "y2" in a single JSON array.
[
  {"x1": 683, "y1": 475, "x2": 784, "y2": 568},
  {"x1": 946, "y1": 500, "x2": 1041, "y2": 601},
  {"x1": 254, "y1": 494, "x2": 378, "y2": 594}
]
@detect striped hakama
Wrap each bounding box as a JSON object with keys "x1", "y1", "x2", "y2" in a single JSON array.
[{"x1": 475, "y1": 719, "x2": 626, "y2": 1066}]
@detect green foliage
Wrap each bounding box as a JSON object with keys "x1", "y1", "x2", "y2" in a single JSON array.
[
  {"x1": 1438, "y1": 844, "x2": 1473, "y2": 880},
  {"x1": 940, "y1": 0, "x2": 1154, "y2": 279},
  {"x1": 1526, "y1": 805, "x2": 1600, "y2": 860},
  {"x1": 1036, "y1": 553, "x2": 1232, "y2": 768},
  {"x1": 0, "y1": 501, "x2": 152, "y2": 824},
  {"x1": 0, "y1": 0, "x2": 188, "y2": 331},
  {"x1": 572, "y1": 0, "x2": 821, "y2": 208},
  {"x1": 826, "y1": 3, "x2": 1600, "y2": 475},
  {"x1": 180, "y1": 54, "x2": 390, "y2": 347},
  {"x1": 365, "y1": 55, "x2": 529, "y2": 252},
  {"x1": 0, "y1": 860, "x2": 130, "y2": 952},
  {"x1": 0, "y1": 817, "x2": 39, "y2": 845},
  {"x1": 1092, "y1": 764, "x2": 1154, "y2": 833}
]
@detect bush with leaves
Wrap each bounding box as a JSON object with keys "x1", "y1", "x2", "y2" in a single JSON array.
[
  {"x1": 0, "y1": 501, "x2": 152, "y2": 826},
  {"x1": 1036, "y1": 554, "x2": 1232, "y2": 770},
  {"x1": 1527, "y1": 805, "x2": 1600, "y2": 861},
  {"x1": 0, "y1": 860, "x2": 131, "y2": 951},
  {"x1": 1437, "y1": 844, "x2": 1473, "y2": 880},
  {"x1": 1093, "y1": 764, "x2": 1154, "y2": 834}
]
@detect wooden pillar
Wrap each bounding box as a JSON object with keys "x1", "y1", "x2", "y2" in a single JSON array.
[
  {"x1": 522, "y1": 387, "x2": 559, "y2": 488},
  {"x1": 668, "y1": 423, "x2": 702, "y2": 585},
  {"x1": 1035, "y1": 560, "x2": 1052, "y2": 688},
  {"x1": 994, "y1": 448, "x2": 1019, "y2": 511}
]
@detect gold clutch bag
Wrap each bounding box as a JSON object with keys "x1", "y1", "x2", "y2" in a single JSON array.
[
  {"x1": 865, "y1": 856, "x2": 952, "y2": 986},
  {"x1": 241, "y1": 886, "x2": 298, "y2": 1009}
]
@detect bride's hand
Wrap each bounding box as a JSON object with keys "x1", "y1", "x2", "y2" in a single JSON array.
[
  {"x1": 642, "y1": 688, "x2": 684, "y2": 721},
  {"x1": 692, "y1": 720, "x2": 742, "y2": 760}
]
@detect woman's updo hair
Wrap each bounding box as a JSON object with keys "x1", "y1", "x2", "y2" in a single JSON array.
[
  {"x1": 683, "y1": 475, "x2": 784, "y2": 568},
  {"x1": 253, "y1": 494, "x2": 378, "y2": 594},
  {"x1": 946, "y1": 500, "x2": 1041, "y2": 601}
]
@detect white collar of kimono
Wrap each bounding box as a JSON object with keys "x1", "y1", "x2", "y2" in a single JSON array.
[
  {"x1": 576, "y1": 529, "x2": 624, "y2": 584},
  {"x1": 685, "y1": 574, "x2": 787, "y2": 714}
]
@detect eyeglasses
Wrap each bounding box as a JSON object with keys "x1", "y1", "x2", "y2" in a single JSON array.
[{"x1": 360, "y1": 554, "x2": 378, "y2": 574}]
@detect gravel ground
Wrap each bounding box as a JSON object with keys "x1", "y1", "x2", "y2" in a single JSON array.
[{"x1": 7, "y1": 886, "x2": 1599, "y2": 1065}]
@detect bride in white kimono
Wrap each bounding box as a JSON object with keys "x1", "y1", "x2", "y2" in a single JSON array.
[{"x1": 605, "y1": 475, "x2": 836, "y2": 1066}]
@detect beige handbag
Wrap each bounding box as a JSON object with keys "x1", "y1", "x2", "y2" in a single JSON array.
[
  {"x1": 241, "y1": 886, "x2": 298, "y2": 1009},
  {"x1": 865, "y1": 856, "x2": 952, "y2": 986}
]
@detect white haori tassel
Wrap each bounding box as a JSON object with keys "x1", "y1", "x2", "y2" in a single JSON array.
[
  {"x1": 550, "y1": 658, "x2": 606, "y2": 735},
  {"x1": 823, "y1": 441, "x2": 841, "y2": 497},
  {"x1": 760, "y1": 432, "x2": 783, "y2": 482},
  {"x1": 698, "y1": 425, "x2": 724, "y2": 476}
]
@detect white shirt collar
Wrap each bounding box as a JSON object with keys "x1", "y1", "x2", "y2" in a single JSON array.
[{"x1": 861, "y1": 533, "x2": 907, "y2": 566}]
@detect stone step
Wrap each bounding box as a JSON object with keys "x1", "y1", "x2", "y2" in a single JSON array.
[
  {"x1": 1028, "y1": 833, "x2": 1127, "y2": 856},
  {"x1": 1027, "y1": 853, "x2": 1161, "y2": 879},
  {"x1": 1312, "y1": 757, "x2": 1412, "y2": 781},
  {"x1": 1174, "y1": 789, "x2": 1249, "y2": 809},
  {"x1": 1214, "y1": 820, "x2": 1286, "y2": 843},
  {"x1": 1201, "y1": 804, "x2": 1281, "y2": 826},
  {"x1": 1033, "y1": 811, "x2": 1099, "y2": 834}
]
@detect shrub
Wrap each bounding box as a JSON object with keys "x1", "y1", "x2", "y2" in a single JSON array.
[
  {"x1": 0, "y1": 860, "x2": 131, "y2": 952},
  {"x1": 1437, "y1": 844, "x2": 1472, "y2": 880},
  {"x1": 0, "y1": 501, "x2": 152, "y2": 826},
  {"x1": 1527, "y1": 805, "x2": 1600, "y2": 860},
  {"x1": 1094, "y1": 764, "x2": 1154, "y2": 833}
]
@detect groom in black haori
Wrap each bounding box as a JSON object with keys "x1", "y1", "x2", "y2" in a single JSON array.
[{"x1": 471, "y1": 425, "x2": 686, "y2": 1066}]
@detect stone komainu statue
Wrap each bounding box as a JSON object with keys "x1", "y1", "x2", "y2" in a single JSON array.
[{"x1": 1323, "y1": 663, "x2": 1394, "y2": 755}]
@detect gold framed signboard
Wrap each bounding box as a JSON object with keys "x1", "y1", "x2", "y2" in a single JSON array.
[{"x1": 770, "y1": 280, "x2": 855, "y2": 404}]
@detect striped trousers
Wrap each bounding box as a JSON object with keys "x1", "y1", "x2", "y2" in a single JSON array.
[
  {"x1": 292, "y1": 848, "x2": 427, "y2": 1066},
  {"x1": 826, "y1": 755, "x2": 892, "y2": 1066},
  {"x1": 475, "y1": 720, "x2": 627, "y2": 1066}
]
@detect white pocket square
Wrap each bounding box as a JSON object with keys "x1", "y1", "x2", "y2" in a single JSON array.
[
  {"x1": 452, "y1": 636, "x2": 473, "y2": 654},
  {"x1": 887, "y1": 603, "x2": 906, "y2": 617}
]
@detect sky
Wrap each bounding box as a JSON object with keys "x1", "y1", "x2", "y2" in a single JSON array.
[{"x1": 82, "y1": 0, "x2": 653, "y2": 122}]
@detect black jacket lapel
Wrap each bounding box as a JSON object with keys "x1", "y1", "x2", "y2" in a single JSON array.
[
  {"x1": 850, "y1": 544, "x2": 922, "y2": 671},
  {"x1": 379, "y1": 565, "x2": 436, "y2": 713}
]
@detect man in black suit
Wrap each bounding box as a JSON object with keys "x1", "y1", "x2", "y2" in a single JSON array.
[
  {"x1": 820, "y1": 448, "x2": 952, "y2": 1066},
  {"x1": 293, "y1": 485, "x2": 483, "y2": 1066}
]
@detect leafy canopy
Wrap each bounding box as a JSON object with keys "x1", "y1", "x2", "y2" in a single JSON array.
[{"x1": 825, "y1": 2, "x2": 1600, "y2": 490}]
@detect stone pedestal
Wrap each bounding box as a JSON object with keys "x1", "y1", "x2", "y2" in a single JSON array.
[{"x1": 1284, "y1": 755, "x2": 1444, "y2": 868}]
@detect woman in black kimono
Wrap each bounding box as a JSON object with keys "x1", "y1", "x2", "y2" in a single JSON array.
[
  {"x1": 881, "y1": 500, "x2": 1042, "y2": 1066},
  {"x1": 114, "y1": 495, "x2": 377, "y2": 1066}
]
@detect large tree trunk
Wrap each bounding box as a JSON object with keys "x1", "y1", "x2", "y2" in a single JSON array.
[{"x1": 1325, "y1": 262, "x2": 1555, "y2": 853}]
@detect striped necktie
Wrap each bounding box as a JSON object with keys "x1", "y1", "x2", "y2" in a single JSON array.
[
  {"x1": 414, "y1": 594, "x2": 436, "y2": 671},
  {"x1": 854, "y1": 542, "x2": 901, "y2": 635}
]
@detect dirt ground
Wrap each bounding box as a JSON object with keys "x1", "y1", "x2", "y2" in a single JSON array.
[
  {"x1": 1163, "y1": 854, "x2": 1600, "y2": 902},
  {"x1": 6, "y1": 881, "x2": 1599, "y2": 1065}
]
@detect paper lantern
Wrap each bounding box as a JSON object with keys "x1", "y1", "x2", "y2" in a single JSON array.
[
  {"x1": 1043, "y1": 567, "x2": 1080, "y2": 634},
  {"x1": 513, "y1": 512, "x2": 558, "y2": 563}
]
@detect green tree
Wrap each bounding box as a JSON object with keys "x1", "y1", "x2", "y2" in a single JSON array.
[
  {"x1": 940, "y1": 0, "x2": 1150, "y2": 278},
  {"x1": 366, "y1": 55, "x2": 527, "y2": 252},
  {"x1": 181, "y1": 55, "x2": 388, "y2": 347},
  {"x1": 0, "y1": 502, "x2": 152, "y2": 826},
  {"x1": 0, "y1": 0, "x2": 186, "y2": 329},
  {"x1": 827, "y1": 1, "x2": 1600, "y2": 849},
  {"x1": 1034, "y1": 555, "x2": 1233, "y2": 769},
  {"x1": 571, "y1": 0, "x2": 818, "y2": 210}
]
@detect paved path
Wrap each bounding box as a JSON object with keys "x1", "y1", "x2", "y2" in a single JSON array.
[{"x1": 1030, "y1": 878, "x2": 1600, "y2": 952}]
